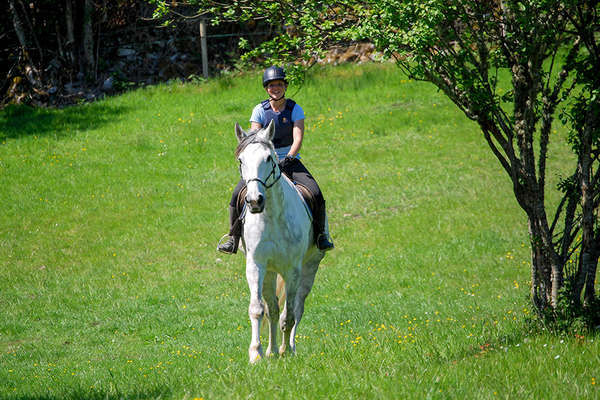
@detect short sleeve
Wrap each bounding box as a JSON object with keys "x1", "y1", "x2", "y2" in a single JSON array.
[
  {"x1": 291, "y1": 103, "x2": 305, "y2": 122},
  {"x1": 250, "y1": 104, "x2": 265, "y2": 125}
]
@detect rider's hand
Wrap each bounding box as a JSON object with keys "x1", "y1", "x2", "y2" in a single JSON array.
[{"x1": 279, "y1": 155, "x2": 295, "y2": 171}]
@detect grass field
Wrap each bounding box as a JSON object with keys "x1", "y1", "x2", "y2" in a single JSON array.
[{"x1": 1, "y1": 63, "x2": 598, "y2": 399}]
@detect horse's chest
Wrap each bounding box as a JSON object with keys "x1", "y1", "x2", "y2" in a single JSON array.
[
  {"x1": 247, "y1": 212, "x2": 306, "y2": 241},
  {"x1": 246, "y1": 222, "x2": 306, "y2": 263}
]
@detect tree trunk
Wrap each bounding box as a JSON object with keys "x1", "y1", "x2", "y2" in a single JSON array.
[
  {"x1": 528, "y1": 217, "x2": 557, "y2": 308},
  {"x1": 82, "y1": 0, "x2": 95, "y2": 78},
  {"x1": 16, "y1": 0, "x2": 43, "y2": 64},
  {"x1": 65, "y1": 0, "x2": 76, "y2": 65},
  {"x1": 582, "y1": 252, "x2": 598, "y2": 305},
  {"x1": 8, "y1": 0, "x2": 42, "y2": 89},
  {"x1": 579, "y1": 107, "x2": 599, "y2": 306},
  {"x1": 9, "y1": 0, "x2": 29, "y2": 56},
  {"x1": 529, "y1": 219, "x2": 546, "y2": 312}
]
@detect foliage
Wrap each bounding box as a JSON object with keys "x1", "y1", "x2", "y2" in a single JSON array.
[
  {"x1": 4, "y1": 0, "x2": 143, "y2": 104},
  {"x1": 549, "y1": 282, "x2": 600, "y2": 333},
  {"x1": 3, "y1": 1, "x2": 264, "y2": 106},
  {"x1": 150, "y1": 0, "x2": 600, "y2": 321}
]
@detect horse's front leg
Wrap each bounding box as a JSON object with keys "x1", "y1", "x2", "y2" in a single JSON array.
[
  {"x1": 246, "y1": 258, "x2": 266, "y2": 363},
  {"x1": 262, "y1": 271, "x2": 279, "y2": 357}
]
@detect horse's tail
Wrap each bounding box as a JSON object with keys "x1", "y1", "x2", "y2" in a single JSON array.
[{"x1": 276, "y1": 274, "x2": 286, "y2": 309}]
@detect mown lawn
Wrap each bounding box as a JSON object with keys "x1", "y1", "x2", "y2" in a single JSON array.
[{"x1": 0, "y1": 63, "x2": 598, "y2": 399}]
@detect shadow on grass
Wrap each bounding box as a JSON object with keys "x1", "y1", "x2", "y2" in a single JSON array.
[
  {"x1": 0, "y1": 103, "x2": 131, "y2": 141},
  {"x1": 7, "y1": 386, "x2": 172, "y2": 400}
]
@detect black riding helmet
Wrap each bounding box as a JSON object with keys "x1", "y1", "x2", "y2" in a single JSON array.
[{"x1": 262, "y1": 66, "x2": 287, "y2": 87}]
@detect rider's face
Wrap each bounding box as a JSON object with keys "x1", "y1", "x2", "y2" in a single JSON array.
[{"x1": 266, "y1": 80, "x2": 286, "y2": 99}]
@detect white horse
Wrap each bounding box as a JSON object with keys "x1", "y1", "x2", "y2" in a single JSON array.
[{"x1": 234, "y1": 120, "x2": 325, "y2": 363}]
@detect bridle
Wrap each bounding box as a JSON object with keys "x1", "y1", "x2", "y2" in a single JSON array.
[{"x1": 239, "y1": 154, "x2": 282, "y2": 189}]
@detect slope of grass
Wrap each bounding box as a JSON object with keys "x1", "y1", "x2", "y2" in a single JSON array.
[{"x1": 0, "y1": 63, "x2": 597, "y2": 399}]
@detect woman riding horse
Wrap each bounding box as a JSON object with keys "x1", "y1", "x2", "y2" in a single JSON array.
[{"x1": 218, "y1": 66, "x2": 334, "y2": 254}]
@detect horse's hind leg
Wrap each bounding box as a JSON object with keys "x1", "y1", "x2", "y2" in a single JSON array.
[
  {"x1": 262, "y1": 271, "x2": 279, "y2": 357},
  {"x1": 279, "y1": 270, "x2": 299, "y2": 356},
  {"x1": 289, "y1": 260, "x2": 320, "y2": 353},
  {"x1": 246, "y1": 260, "x2": 265, "y2": 363}
]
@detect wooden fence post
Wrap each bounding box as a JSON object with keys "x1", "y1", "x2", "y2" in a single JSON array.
[{"x1": 200, "y1": 19, "x2": 209, "y2": 78}]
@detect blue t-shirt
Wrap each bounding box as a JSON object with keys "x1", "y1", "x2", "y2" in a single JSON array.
[{"x1": 250, "y1": 100, "x2": 305, "y2": 160}]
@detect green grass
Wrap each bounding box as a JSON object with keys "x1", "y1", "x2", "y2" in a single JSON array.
[{"x1": 1, "y1": 63, "x2": 598, "y2": 399}]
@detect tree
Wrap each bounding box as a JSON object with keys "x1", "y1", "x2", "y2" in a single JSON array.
[
  {"x1": 7, "y1": 0, "x2": 43, "y2": 92},
  {"x1": 2, "y1": 1, "x2": 263, "y2": 106},
  {"x1": 3, "y1": 1, "x2": 169, "y2": 105},
  {"x1": 4, "y1": 0, "x2": 99, "y2": 104},
  {"x1": 153, "y1": 0, "x2": 599, "y2": 323},
  {"x1": 355, "y1": 0, "x2": 600, "y2": 319}
]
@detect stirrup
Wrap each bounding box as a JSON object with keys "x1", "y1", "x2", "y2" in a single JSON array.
[{"x1": 217, "y1": 234, "x2": 239, "y2": 254}]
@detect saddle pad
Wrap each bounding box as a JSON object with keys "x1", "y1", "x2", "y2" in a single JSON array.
[{"x1": 294, "y1": 183, "x2": 315, "y2": 220}]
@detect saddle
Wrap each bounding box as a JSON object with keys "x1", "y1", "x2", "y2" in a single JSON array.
[{"x1": 235, "y1": 182, "x2": 316, "y2": 220}]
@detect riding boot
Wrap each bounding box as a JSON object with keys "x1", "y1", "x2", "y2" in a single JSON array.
[
  {"x1": 314, "y1": 201, "x2": 334, "y2": 251},
  {"x1": 217, "y1": 206, "x2": 241, "y2": 254}
]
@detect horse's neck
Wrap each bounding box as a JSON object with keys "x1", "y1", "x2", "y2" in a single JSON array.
[
  {"x1": 263, "y1": 179, "x2": 287, "y2": 220},
  {"x1": 247, "y1": 179, "x2": 290, "y2": 227}
]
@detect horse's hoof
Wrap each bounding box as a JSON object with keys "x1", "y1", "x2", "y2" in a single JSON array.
[
  {"x1": 249, "y1": 353, "x2": 262, "y2": 364},
  {"x1": 265, "y1": 350, "x2": 279, "y2": 358},
  {"x1": 249, "y1": 346, "x2": 264, "y2": 363},
  {"x1": 279, "y1": 346, "x2": 295, "y2": 357}
]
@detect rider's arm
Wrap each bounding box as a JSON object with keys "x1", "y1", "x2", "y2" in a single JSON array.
[
  {"x1": 249, "y1": 104, "x2": 264, "y2": 131},
  {"x1": 287, "y1": 119, "x2": 304, "y2": 158}
]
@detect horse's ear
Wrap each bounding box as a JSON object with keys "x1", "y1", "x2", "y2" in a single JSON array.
[
  {"x1": 235, "y1": 122, "x2": 245, "y2": 143},
  {"x1": 259, "y1": 119, "x2": 275, "y2": 142}
]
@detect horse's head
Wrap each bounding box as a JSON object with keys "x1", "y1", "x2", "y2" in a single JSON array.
[{"x1": 235, "y1": 120, "x2": 280, "y2": 213}]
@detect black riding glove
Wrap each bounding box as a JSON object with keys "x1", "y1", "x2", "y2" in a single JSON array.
[{"x1": 279, "y1": 156, "x2": 295, "y2": 172}]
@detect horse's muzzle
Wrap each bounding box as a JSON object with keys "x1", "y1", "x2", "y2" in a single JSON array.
[{"x1": 246, "y1": 194, "x2": 265, "y2": 213}]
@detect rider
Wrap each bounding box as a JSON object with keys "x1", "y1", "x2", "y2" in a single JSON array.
[{"x1": 218, "y1": 66, "x2": 334, "y2": 254}]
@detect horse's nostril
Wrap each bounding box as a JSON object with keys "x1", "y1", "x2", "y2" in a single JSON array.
[
  {"x1": 245, "y1": 194, "x2": 265, "y2": 211},
  {"x1": 246, "y1": 195, "x2": 264, "y2": 204}
]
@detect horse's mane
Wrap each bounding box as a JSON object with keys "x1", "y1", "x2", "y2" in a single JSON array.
[{"x1": 235, "y1": 130, "x2": 274, "y2": 158}]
